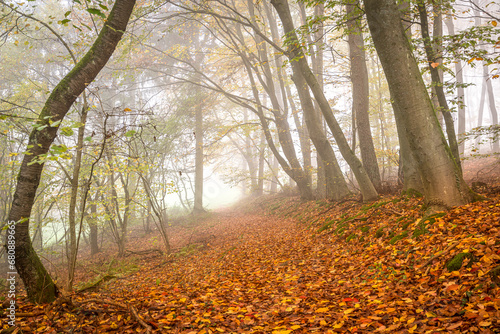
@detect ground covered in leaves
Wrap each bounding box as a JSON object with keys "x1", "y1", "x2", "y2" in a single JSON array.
[{"x1": 2, "y1": 186, "x2": 500, "y2": 333}]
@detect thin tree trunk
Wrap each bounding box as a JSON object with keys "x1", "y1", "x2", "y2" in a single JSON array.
[
  {"x1": 6, "y1": 0, "x2": 136, "y2": 303},
  {"x1": 271, "y1": 0, "x2": 378, "y2": 201},
  {"x1": 257, "y1": 132, "x2": 265, "y2": 196},
  {"x1": 445, "y1": 15, "x2": 466, "y2": 154},
  {"x1": 417, "y1": 1, "x2": 462, "y2": 170},
  {"x1": 346, "y1": 1, "x2": 382, "y2": 191},
  {"x1": 67, "y1": 105, "x2": 88, "y2": 291},
  {"x1": 89, "y1": 202, "x2": 99, "y2": 256},
  {"x1": 193, "y1": 89, "x2": 204, "y2": 213}
]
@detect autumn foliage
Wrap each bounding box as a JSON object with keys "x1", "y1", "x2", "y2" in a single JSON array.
[{"x1": 2, "y1": 189, "x2": 500, "y2": 333}]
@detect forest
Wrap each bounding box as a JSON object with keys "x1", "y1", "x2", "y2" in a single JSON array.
[{"x1": 0, "y1": 0, "x2": 499, "y2": 332}]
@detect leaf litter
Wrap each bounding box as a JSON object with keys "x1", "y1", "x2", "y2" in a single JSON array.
[{"x1": 2, "y1": 192, "x2": 500, "y2": 333}]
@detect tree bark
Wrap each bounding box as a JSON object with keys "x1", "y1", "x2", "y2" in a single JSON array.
[
  {"x1": 67, "y1": 105, "x2": 88, "y2": 291},
  {"x1": 193, "y1": 86, "x2": 205, "y2": 213},
  {"x1": 364, "y1": 0, "x2": 475, "y2": 209},
  {"x1": 6, "y1": 0, "x2": 136, "y2": 303},
  {"x1": 346, "y1": 1, "x2": 382, "y2": 191},
  {"x1": 291, "y1": 67, "x2": 350, "y2": 200},
  {"x1": 417, "y1": 1, "x2": 462, "y2": 170},
  {"x1": 444, "y1": 15, "x2": 466, "y2": 155},
  {"x1": 89, "y1": 202, "x2": 99, "y2": 256},
  {"x1": 271, "y1": 0, "x2": 378, "y2": 201}
]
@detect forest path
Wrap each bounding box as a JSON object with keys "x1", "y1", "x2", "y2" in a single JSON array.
[
  {"x1": 94, "y1": 195, "x2": 500, "y2": 333},
  {"x1": 110, "y1": 210, "x2": 336, "y2": 332},
  {"x1": 8, "y1": 193, "x2": 500, "y2": 333}
]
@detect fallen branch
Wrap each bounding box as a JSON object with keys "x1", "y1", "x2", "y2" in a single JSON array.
[
  {"x1": 77, "y1": 298, "x2": 151, "y2": 333},
  {"x1": 76, "y1": 274, "x2": 116, "y2": 293},
  {"x1": 129, "y1": 304, "x2": 153, "y2": 333},
  {"x1": 125, "y1": 248, "x2": 164, "y2": 256},
  {"x1": 0, "y1": 311, "x2": 45, "y2": 318},
  {"x1": 419, "y1": 241, "x2": 460, "y2": 272}
]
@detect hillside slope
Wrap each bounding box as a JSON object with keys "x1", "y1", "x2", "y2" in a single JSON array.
[{"x1": 2, "y1": 192, "x2": 500, "y2": 333}]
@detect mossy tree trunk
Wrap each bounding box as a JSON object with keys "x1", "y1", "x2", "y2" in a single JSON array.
[
  {"x1": 6, "y1": 0, "x2": 136, "y2": 303},
  {"x1": 364, "y1": 0, "x2": 474, "y2": 209}
]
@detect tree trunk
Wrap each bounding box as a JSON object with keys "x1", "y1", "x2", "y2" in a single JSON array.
[
  {"x1": 193, "y1": 87, "x2": 205, "y2": 213},
  {"x1": 257, "y1": 132, "x2": 266, "y2": 196},
  {"x1": 6, "y1": 0, "x2": 136, "y2": 303},
  {"x1": 239, "y1": 49, "x2": 314, "y2": 200},
  {"x1": 89, "y1": 202, "x2": 99, "y2": 256},
  {"x1": 271, "y1": 0, "x2": 378, "y2": 202},
  {"x1": 67, "y1": 105, "x2": 88, "y2": 291},
  {"x1": 291, "y1": 68, "x2": 350, "y2": 200},
  {"x1": 364, "y1": 0, "x2": 475, "y2": 209},
  {"x1": 417, "y1": 1, "x2": 462, "y2": 170},
  {"x1": 444, "y1": 15, "x2": 466, "y2": 155},
  {"x1": 346, "y1": 1, "x2": 382, "y2": 191}
]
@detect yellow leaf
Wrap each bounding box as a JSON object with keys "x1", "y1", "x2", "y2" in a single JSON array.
[
  {"x1": 407, "y1": 317, "x2": 415, "y2": 324},
  {"x1": 123, "y1": 108, "x2": 132, "y2": 112},
  {"x1": 344, "y1": 308, "x2": 355, "y2": 314},
  {"x1": 272, "y1": 331, "x2": 292, "y2": 334},
  {"x1": 479, "y1": 321, "x2": 491, "y2": 327},
  {"x1": 408, "y1": 324, "x2": 417, "y2": 333},
  {"x1": 290, "y1": 325, "x2": 301, "y2": 330},
  {"x1": 320, "y1": 320, "x2": 327, "y2": 326},
  {"x1": 285, "y1": 307, "x2": 293, "y2": 312},
  {"x1": 492, "y1": 20, "x2": 497, "y2": 27},
  {"x1": 315, "y1": 307, "x2": 329, "y2": 313},
  {"x1": 332, "y1": 321, "x2": 344, "y2": 329},
  {"x1": 215, "y1": 329, "x2": 225, "y2": 333}
]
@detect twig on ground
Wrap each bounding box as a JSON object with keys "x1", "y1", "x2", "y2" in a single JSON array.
[
  {"x1": 77, "y1": 298, "x2": 152, "y2": 333},
  {"x1": 419, "y1": 241, "x2": 460, "y2": 274}
]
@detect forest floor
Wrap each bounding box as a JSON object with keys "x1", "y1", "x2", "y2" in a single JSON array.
[{"x1": 2, "y1": 157, "x2": 500, "y2": 333}]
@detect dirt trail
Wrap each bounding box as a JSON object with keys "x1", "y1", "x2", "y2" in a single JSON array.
[{"x1": 6, "y1": 195, "x2": 500, "y2": 333}]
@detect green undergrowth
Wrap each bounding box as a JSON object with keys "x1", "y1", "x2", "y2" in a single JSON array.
[{"x1": 260, "y1": 193, "x2": 446, "y2": 250}]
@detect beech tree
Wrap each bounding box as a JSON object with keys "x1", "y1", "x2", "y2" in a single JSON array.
[
  {"x1": 6, "y1": 0, "x2": 136, "y2": 303},
  {"x1": 271, "y1": 0, "x2": 379, "y2": 202},
  {"x1": 346, "y1": 0, "x2": 382, "y2": 191},
  {"x1": 364, "y1": 0, "x2": 476, "y2": 209}
]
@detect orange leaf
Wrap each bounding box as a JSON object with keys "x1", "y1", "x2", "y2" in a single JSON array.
[{"x1": 430, "y1": 62, "x2": 439, "y2": 68}]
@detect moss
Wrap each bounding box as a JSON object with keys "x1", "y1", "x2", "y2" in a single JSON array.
[
  {"x1": 361, "y1": 200, "x2": 390, "y2": 212},
  {"x1": 413, "y1": 219, "x2": 430, "y2": 239},
  {"x1": 390, "y1": 231, "x2": 408, "y2": 245},
  {"x1": 403, "y1": 188, "x2": 423, "y2": 198},
  {"x1": 360, "y1": 226, "x2": 370, "y2": 233},
  {"x1": 375, "y1": 227, "x2": 384, "y2": 238},
  {"x1": 412, "y1": 227, "x2": 427, "y2": 239},
  {"x1": 346, "y1": 234, "x2": 357, "y2": 242},
  {"x1": 402, "y1": 221, "x2": 411, "y2": 230},
  {"x1": 336, "y1": 227, "x2": 346, "y2": 236},
  {"x1": 446, "y1": 252, "x2": 476, "y2": 271},
  {"x1": 490, "y1": 265, "x2": 500, "y2": 286},
  {"x1": 422, "y1": 212, "x2": 447, "y2": 224},
  {"x1": 318, "y1": 217, "x2": 337, "y2": 232}
]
